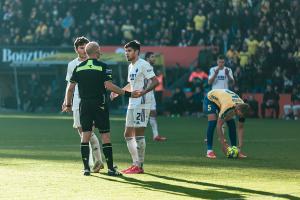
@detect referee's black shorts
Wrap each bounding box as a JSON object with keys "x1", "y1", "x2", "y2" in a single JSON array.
[{"x1": 79, "y1": 99, "x2": 110, "y2": 133}]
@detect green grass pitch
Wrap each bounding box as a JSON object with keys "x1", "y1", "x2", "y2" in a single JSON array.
[{"x1": 0, "y1": 114, "x2": 299, "y2": 200}]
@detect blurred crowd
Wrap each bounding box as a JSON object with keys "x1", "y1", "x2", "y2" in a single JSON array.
[{"x1": 1, "y1": 0, "x2": 299, "y2": 118}]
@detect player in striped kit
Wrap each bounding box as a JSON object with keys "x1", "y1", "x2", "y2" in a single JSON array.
[{"x1": 145, "y1": 52, "x2": 167, "y2": 142}]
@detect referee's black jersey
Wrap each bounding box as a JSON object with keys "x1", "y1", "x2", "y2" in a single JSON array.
[{"x1": 70, "y1": 59, "x2": 112, "y2": 103}]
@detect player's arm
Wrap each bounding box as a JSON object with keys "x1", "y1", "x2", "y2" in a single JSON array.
[
  {"x1": 216, "y1": 118, "x2": 228, "y2": 153},
  {"x1": 62, "y1": 62, "x2": 73, "y2": 108},
  {"x1": 62, "y1": 82, "x2": 76, "y2": 112},
  {"x1": 208, "y1": 68, "x2": 219, "y2": 85},
  {"x1": 237, "y1": 119, "x2": 245, "y2": 150},
  {"x1": 225, "y1": 68, "x2": 235, "y2": 84},
  {"x1": 140, "y1": 63, "x2": 159, "y2": 95},
  {"x1": 140, "y1": 76, "x2": 159, "y2": 96},
  {"x1": 62, "y1": 82, "x2": 70, "y2": 109}
]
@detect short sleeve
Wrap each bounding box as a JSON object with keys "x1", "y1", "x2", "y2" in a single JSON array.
[
  {"x1": 208, "y1": 68, "x2": 214, "y2": 79},
  {"x1": 70, "y1": 67, "x2": 78, "y2": 83},
  {"x1": 228, "y1": 68, "x2": 234, "y2": 80},
  {"x1": 104, "y1": 65, "x2": 113, "y2": 81},
  {"x1": 144, "y1": 63, "x2": 156, "y2": 79}
]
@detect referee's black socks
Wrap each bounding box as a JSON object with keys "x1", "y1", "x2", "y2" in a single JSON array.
[
  {"x1": 103, "y1": 143, "x2": 114, "y2": 170},
  {"x1": 80, "y1": 142, "x2": 90, "y2": 170}
]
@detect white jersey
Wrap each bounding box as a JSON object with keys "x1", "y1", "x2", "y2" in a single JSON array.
[
  {"x1": 127, "y1": 58, "x2": 156, "y2": 109},
  {"x1": 66, "y1": 58, "x2": 82, "y2": 111},
  {"x1": 208, "y1": 66, "x2": 234, "y2": 90}
]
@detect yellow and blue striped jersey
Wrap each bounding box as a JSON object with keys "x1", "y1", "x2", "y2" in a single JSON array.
[{"x1": 207, "y1": 89, "x2": 244, "y2": 119}]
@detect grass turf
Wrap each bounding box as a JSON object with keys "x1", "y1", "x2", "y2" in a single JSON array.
[{"x1": 0, "y1": 114, "x2": 299, "y2": 200}]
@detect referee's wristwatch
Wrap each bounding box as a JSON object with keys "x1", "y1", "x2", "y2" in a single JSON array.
[
  {"x1": 65, "y1": 104, "x2": 72, "y2": 107},
  {"x1": 124, "y1": 91, "x2": 132, "y2": 97}
]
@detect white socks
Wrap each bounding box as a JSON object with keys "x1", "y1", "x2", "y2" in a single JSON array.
[
  {"x1": 149, "y1": 117, "x2": 158, "y2": 138},
  {"x1": 88, "y1": 143, "x2": 94, "y2": 167},
  {"x1": 136, "y1": 136, "x2": 146, "y2": 168},
  {"x1": 126, "y1": 137, "x2": 139, "y2": 166},
  {"x1": 89, "y1": 132, "x2": 103, "y2": 164}
]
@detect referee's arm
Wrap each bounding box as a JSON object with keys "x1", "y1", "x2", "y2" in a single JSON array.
[{"x1": 105, "y1": 81, "x2": 140, "y2": 98}]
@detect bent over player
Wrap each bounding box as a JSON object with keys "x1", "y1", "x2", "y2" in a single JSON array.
[{"x1": 204, "y1": 89, "x2": 249, "y2": 158}]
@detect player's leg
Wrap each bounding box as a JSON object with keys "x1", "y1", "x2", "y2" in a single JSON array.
[
  {"x1": 122, "y1": 108, "x2": 147, "y2": 174},
  {"x1": 206, "y1": 114, "x2": 217, "y2": 158},
  {"x1": 135, "y1": 127, "x2": 146, "y2": 173},
  {"x1": 237, "y1": 119, "x2": 247, "y2": 158},
  {"x1": 150, "y1": 108, "x2": 167, "y2": 141},
  {"x1": 226, "y1": 119, "x2": 237, "y2": 147},
  {"x1": 95, "y1": 105, "x2": 121, "y2": 176},
  {"x1": 135, "y1": 108, "x2": 150, "y2": 172},
  {"x1": 204, "y1": 96, "x2": 218, "y2": 158},
  {"x1": 89, "y1": 131, "x2": 104, "y2": 172},
  {"x1": 122, "y1": 109, "x2": 139, "y2": 173}
]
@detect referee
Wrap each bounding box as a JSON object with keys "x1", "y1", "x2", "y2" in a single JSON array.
[{"x1": 62, "y1": 41, "x2": 140, "y2": 176}]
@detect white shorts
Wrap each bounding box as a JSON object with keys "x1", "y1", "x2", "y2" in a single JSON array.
[
  {"x1": 73, "y1": 109, "x2": 81, "y2": 128},
  {"x1": 126, "y1": 108, "x2": 150, "y2": 127}
]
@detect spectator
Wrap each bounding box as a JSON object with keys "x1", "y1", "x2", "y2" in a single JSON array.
[
  {"x1": 187, "y1": 87, "x2": 203, "y2": 116},
  {"x1": 283, "y1": 88, "x2": 300, "y2": 120},
  {"x1": 188, "y1": 67, "x2": 208, "y2": 83},
  {"x1": 61, "y1": 11, "x2": 74, "y2": 30},
  {"x1": 169, "y1": 87, "x2": 186, "y2": 117},
  {"x1": 261, "y1": 85, "x2": 280, "y2": 118},
  {"x1": 244, "y1": 95, "x2": 259, "y2": 118},
  {"x1": 154, "y1": 69, "x2": 164, "y2": 109}
]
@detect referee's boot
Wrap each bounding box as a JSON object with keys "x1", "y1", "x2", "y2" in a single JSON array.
[
  {"x1": 108, "y1": 168, "x2": 122, "y2": 176},
  {"x1": 83, "y1": 168, "x2": 91, "y2": 176}
]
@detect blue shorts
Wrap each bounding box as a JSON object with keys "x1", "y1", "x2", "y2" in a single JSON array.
[{"x1": 203, "y1": 96, "x2": 219, "y2": 115}]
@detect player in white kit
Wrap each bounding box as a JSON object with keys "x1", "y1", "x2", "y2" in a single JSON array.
[
  {"x1": 207, "y1": 55, "x2": 246, "y2": 158},
  {"x1": 145, "y1": 52, "x2": 167, "y2": 141},
  {"x1": 111, "y1": 41, "x2": 158, "y2": 174},
  {"x1": 63, "y1": 37, "x2": 104, "y2": 171}
]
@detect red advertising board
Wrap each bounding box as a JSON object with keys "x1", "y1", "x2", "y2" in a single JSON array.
[{"x1": 101, "y1": 46, "x2": 202, "y2": 67}]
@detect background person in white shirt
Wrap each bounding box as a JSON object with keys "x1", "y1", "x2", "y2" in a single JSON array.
[
  {"x1": 145, "y1": 52, "x2": 167, "y2": 142},
  {"x1": 63, "y1": 36, "x2": 104, "y2": 171},
  {"x1": 111, "y1": 40, "x2": 158, "y2": 174},
  {"x1": 208, "y1": 55, "x2": 234, "y2": 89}
]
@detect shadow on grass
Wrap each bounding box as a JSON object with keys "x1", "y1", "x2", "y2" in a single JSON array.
[
  {"x1": 1, "y1": 151, "x2": 300, "y2": 171},
  {"x1": 145, "y1": 173, "x2": 300, "y2": 200},
  {"x1": 95, "y1": 174, "x2": 244, "y2": 199}
]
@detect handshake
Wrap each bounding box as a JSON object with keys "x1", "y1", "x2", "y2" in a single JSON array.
[{"x1": 110, "y1": 90, "x2": 145, "y2": 100}]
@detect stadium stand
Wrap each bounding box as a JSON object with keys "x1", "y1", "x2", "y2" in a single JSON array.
[{"x1": 0, "y1": 0, "x2": 299, "y2": 118}]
